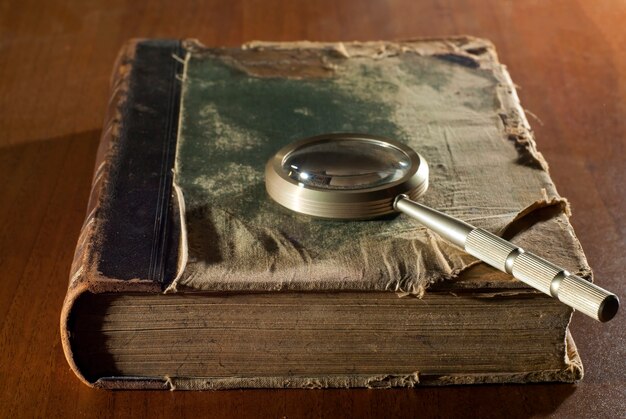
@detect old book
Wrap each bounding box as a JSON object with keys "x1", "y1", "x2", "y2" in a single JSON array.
[{"x1": 61, "y1": 38, "x2": 588, "y2": 390}]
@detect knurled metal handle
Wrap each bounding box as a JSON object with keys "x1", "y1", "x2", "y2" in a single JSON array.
[
  {"x1": 465, "y1": 228, "x2": 619, "y2": 322},
  {"x1": 394, "y1": 196, "x2": 619, "y2": 322}
]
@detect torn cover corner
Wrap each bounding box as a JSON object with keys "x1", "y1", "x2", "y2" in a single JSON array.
[
  {"x1": 564, "y1": 330, "x2": 584, "y2": 381},
  {"x1": 500, "y1": 189, "x2": 571, "y2": 238}
]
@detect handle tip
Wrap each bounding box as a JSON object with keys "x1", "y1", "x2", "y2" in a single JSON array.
[{"x1": 598, "y1": 294, "x2": 620, "y2": 322}]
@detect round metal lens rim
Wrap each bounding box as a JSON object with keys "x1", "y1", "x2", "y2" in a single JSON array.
[{"x1": 265, "y1": 133, "x2": 429, "y2": 219}]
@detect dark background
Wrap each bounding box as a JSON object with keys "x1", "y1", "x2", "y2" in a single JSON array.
[{"x1": 0, "y1": 1, "x2": 624, "y2": 417}]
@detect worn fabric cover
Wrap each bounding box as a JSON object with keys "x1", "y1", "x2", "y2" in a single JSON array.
[{"x1": 171, "y1": 38, "x2": 589, "y2": 295}]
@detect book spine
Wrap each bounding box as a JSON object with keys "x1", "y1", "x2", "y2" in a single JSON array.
[
  {"x1": 67, "y1": 41, "x2": 137, "y2": 292},
  {"x1": 61, "y1": 39, "x2": 184, "y2": 387},
  {"x1": 94, "y1": 40, "x2": 183, "y2": 284},
  {"x1": 61, "y1": 40, "x2": 140, "y2": 387}
]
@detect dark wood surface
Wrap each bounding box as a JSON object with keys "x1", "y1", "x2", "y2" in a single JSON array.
[{"x1": 1, "y1": 1, "x2": 624, "y2": 417}]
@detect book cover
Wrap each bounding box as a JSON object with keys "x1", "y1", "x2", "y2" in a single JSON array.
[{"x1": 61, "y1": 38, "x2": 587, "y2": 390}]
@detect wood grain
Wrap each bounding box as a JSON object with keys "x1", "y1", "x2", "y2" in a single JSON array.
[{"x1": 0, "y1": 1, "x2": 624, "y2": 417}]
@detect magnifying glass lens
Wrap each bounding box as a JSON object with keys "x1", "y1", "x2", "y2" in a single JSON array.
[
  {"x1": 282, "y1": 139, "x2": 412, "y2": 190},
  {"x1": 266, "y1": 134, "x2": 427, "y2": 218}
]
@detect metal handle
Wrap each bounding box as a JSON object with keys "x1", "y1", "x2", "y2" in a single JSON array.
[{"x1": 394, "y1": 195, "x2": 619, "y2": 322}]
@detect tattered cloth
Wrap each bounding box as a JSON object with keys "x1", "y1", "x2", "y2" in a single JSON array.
[{"x1": 169, "y1": 39, "x2": 589, "y2": 295}]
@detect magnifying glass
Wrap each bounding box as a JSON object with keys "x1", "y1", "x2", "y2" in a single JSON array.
[{"x1": 265, "y1": 133, "x2": 619, "y2": 322}]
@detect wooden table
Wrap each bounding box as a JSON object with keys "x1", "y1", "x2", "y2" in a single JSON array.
[{"x1": 1, "y1": 1, "x2": 624, "y2": 417}]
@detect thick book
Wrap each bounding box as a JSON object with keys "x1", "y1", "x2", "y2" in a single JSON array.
[{"x1": 61, "y1": 38, "x2": 588, "y2": 390}]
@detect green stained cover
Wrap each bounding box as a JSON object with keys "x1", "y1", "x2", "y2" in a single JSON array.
[{"x1": 170, "y1": 40, "x2": 586, "y2": 294}]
